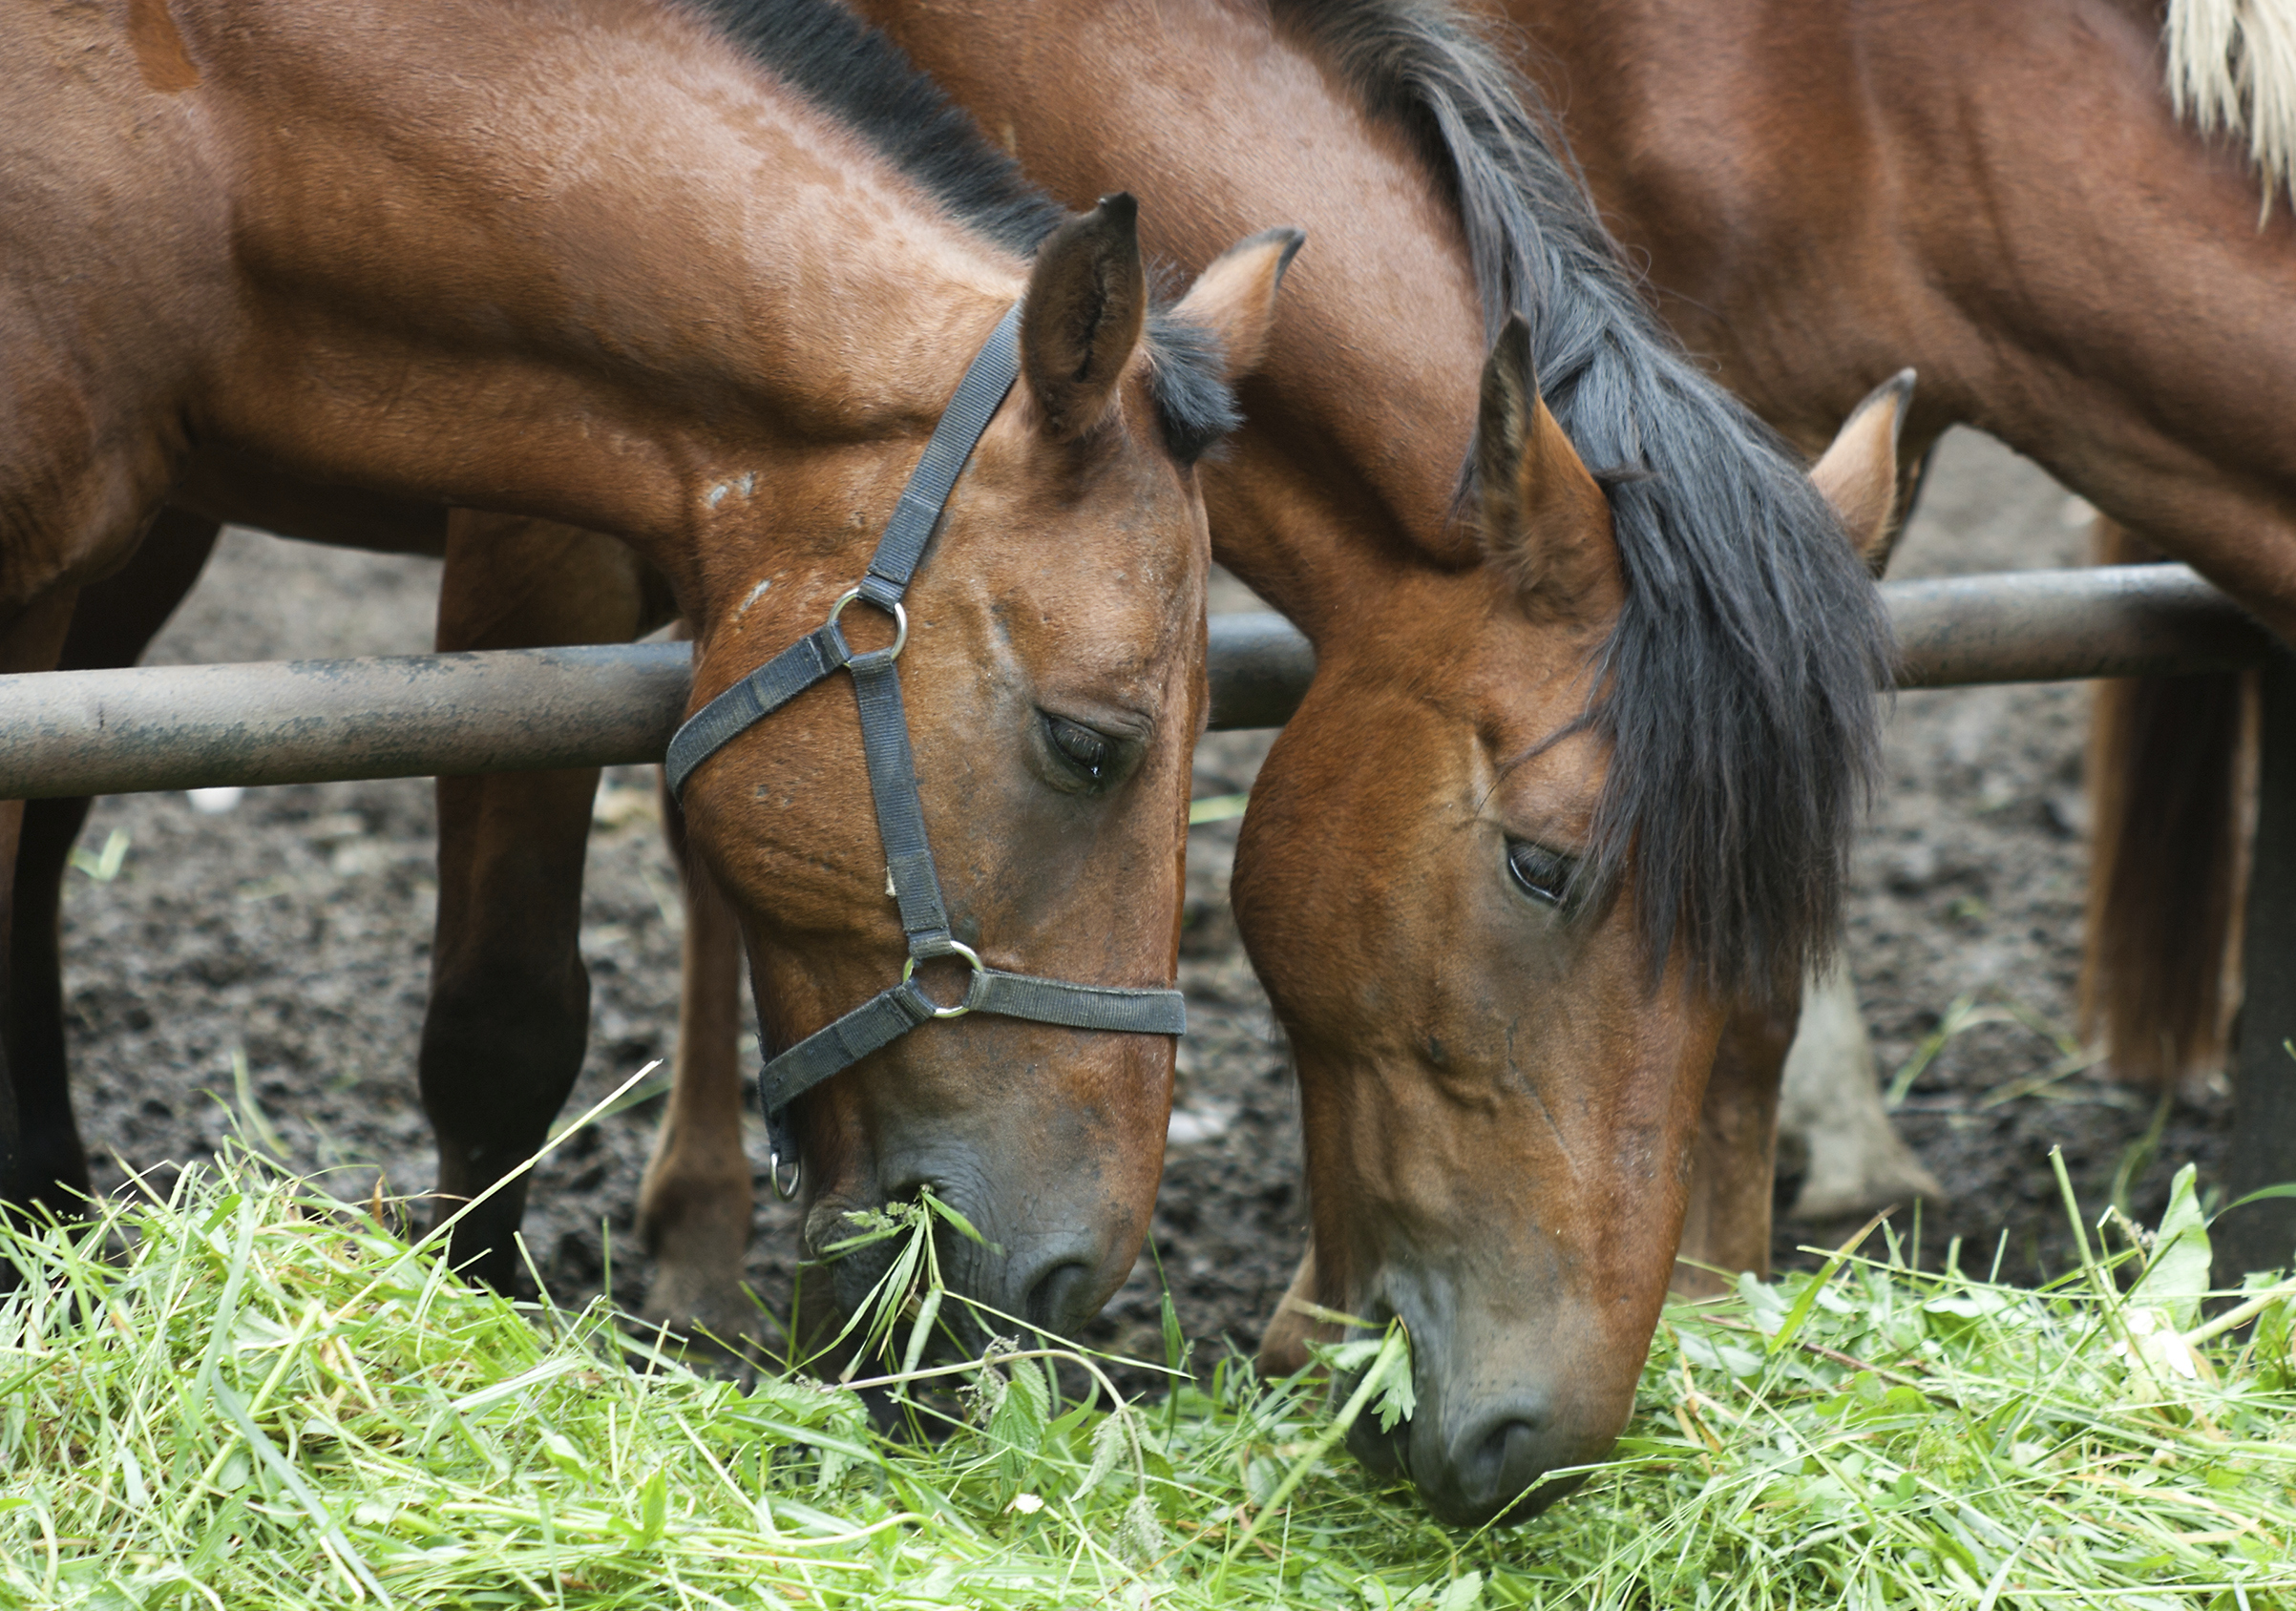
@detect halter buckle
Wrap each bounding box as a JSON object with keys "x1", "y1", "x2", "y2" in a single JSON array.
[
  {"x1": 901, "y1": 939, "x2": 984, "y2": 1018},
  {"x1": 827, "y1": 588, "x2": 908, "y2": 665}
]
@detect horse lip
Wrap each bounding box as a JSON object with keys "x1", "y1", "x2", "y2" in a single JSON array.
[{"x1": 1339, "y1": 1379, "x2": 1409, "y2": 1478}]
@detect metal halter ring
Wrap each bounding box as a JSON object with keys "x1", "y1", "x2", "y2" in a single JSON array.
[
  {"x1": 827, "y1": 588, "x2": 908, "y2": 662},
  {"x1": 767, "y1": 1147, "x2": 802, "y2": 1202},
  {"x1": 901, "y1": 939, "x2": 985, "y2": 1018}
]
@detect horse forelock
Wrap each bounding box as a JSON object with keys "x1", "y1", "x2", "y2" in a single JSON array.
[
  {"x1": 681, "y1": 0, "x2": 1237, "y2": 458},
  {"x1": 2165, "y1": 0, "x2": 2296, "y2": 219},
  {"x1": 1269, "y1": 0, "x2": 1893, "y2": 1002}
]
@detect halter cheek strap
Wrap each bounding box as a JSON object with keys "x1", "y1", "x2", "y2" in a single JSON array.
[{"x1": 664, "y1": 303, "x2": 1187, "y2": 1194}]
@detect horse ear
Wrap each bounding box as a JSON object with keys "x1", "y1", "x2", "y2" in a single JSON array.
[
  {"x1": 1812, "y1": 368, "x2": 1916, "y2": 576},
  {"x1": 1476, "y1": 315, "x2": 1620, "y2": 621},
  {"x1": 1168, "y1": 227, "x2": 1305, "y2": 381},
  {"x1": 1020, "y1": 192, "x2": 1148, "y2": 441}
]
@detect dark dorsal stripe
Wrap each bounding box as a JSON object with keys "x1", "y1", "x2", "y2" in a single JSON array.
[{"x1": 1270, "y1": 0, "x2": 1894, "y2": 1003}]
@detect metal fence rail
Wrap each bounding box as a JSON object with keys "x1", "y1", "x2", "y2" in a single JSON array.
[
  {"x1": 1, "y1": 558, "x2": 2291, "y2": 1278},
  {"x1": 0, "y1": 564, "x2": 2271, "y2": 802}
]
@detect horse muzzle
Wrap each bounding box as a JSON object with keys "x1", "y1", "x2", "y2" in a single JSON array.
[
  {"x1": 804, "y1": 1140, "x2": 1136, "y2": 1350},
  {"x1": 1338, "y1": 1272, "x2": 1642, "y2": 1528}
]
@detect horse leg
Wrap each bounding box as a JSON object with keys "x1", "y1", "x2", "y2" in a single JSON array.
[
  {"x1": 2218, "y1": 647, "x2": 2296, "y2": 1281},
  {"x1": 0, "y1": 588, "x2": 86, "y2": 1216},
  {"x1": 1675, "y1": 994, "x2": 1798, "y2": 1296},
  {"x1": 1255, "y1": 1243, "x2": 1338, "y2": 1377},
  {"x1": 6, "y1": 510, "x2": 224, "y2": 1218},
  {"x1": 421, "y1": 511, "x2": 664, "y2": 1287},
  {"x1": 635, "y1": 777, "x2": 758, "y2": 1341},
  {"x1": 1776, "y1": 960, "x2": 1941, "y2": 1219},
  {"x1": 2079, "y1": 519, "x2": 2252, "y2": 1092}
]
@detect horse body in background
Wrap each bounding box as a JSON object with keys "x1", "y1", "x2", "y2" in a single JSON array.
[
  {"x1": 1493, "y1": 0, "x2": 2296, "y2": 1217},
  {"x1": 0, "y1": 0, "x2": 1299, "y2": 1341}
]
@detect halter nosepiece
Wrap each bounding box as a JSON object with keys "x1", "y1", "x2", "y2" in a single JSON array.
[{"x1": 664, "y1": 303, "x2": 1187, "y2": 1198}]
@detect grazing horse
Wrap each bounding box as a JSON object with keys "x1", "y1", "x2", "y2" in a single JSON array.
[
  {"x1": 16, "y1": 0, "x2": 1895, "y2": 1524},
  {"x1": 0, "y1": 0, "x2": 1301, "y2": 1343},
  {"x1": 827, "y1": 0, "x2": 1901, "y2": 1523},
  {"x1": 1492, "y1": 0, "x2": 2296, "y2": 1246}
]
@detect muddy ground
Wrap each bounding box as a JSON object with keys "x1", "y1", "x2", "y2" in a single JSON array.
[{"x1": 43, "y1": 429, "x2": 2230, "y2": 1378}]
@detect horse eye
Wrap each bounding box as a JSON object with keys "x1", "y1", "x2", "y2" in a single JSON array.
[
  {"x1": 1506, "y1": 840, "x2": 1575, "y2": 909},
  {"x1": 1043, "y1": 715, "x2": 1116, "y2": 781}
]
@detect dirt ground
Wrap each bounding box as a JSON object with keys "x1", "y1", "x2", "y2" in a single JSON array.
[{"x1": 44, "y1": 428, "x2": 2229, "y2": 1377}]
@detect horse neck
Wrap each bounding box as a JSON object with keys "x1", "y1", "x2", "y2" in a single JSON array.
[
  {"x1": 179, "y1": 0, "x2": 1015, "y2": 604},
  {"x1": 1494, "y1": 0, "x2": 1887, "y2": 450},
  {"x1": 853, "y1": 0, "x2": 1489, "y2": 637}
]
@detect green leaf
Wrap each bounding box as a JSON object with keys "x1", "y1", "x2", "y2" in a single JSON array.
[
  {"x1": 2216, "y1": 1181, "x2": 2296, "y2": 1217},
  {"x1": 899, "y1": 1285, "x2": 942, "y2": 1384},
  {"x1": 634, "y1": 1465, "x2": 668, "y2": 1547},
  {"x1": 921, "y1": 1190, "x2": 999, "y2": 1253},
  {"x1": 1312, "y1": 1337, "x2": 1387, "y2": 1375},
  {"x1": 539, "y1": 1430, "x2": 592, "y2": 1484},
  {"x1": 1677, "y1": 1331, "x2": 1763, "y2": 1379},
  {"x1": 1188, "y1": 792, "x2": 1250, "y2": 825},
  {"x1": 990, "y1": 1355, "x2": 1050, "y2": 1485},
  {"x1": 1736, "y1": 1271, "x2": 1790, "y2": 1337},
  {"x1": 1370, "y1": 1335, "x2": 1417, "y2": 1434},
  {"x1": 1161, "y1": 1286, "x2": 1188, "y2": 1375},
  {"x1": 1771, "y1": 1211, "x2": 1890, "y2": 1354},
  {"x1": 2129, "y1": 1162, "x2": 2212, "y2": 1329},
  {"x1": 1436, "y1": 1573, "x2": 1486, "y2": 1611},
  {"x1": 1082, "y1": 1409, "x2": 1129, "y2": 1494}
]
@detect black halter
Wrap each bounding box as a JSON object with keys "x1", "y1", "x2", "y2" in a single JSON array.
[{"x1": 665, "y1": 303, "x2": 1187, "y2": 1196}]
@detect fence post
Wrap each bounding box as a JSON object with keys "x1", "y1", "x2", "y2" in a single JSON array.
[{"x1": 2218, "y1": 650, "x2": 2296, "y2": 1283}]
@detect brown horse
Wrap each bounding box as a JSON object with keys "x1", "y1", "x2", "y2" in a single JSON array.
[
  {"x1": 15, "y1": 0, "x2": 1898, "y2": 1525},
  {"x1": 1490, "y1": 0, "x2": 2296, "y2": 1246},
  {"x1": 0, "y1": 0, "x2": 1299, "y2": 1342},
  {"x1": 841, "y1": 0, "x2": 1911, "y2": 1525}
]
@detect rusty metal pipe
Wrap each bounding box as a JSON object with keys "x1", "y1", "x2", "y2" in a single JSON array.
[{"x1": 0, "y1": 565, "x2": 2274, "y2": 801}]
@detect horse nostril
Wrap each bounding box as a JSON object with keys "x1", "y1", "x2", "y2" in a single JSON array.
[
  {"x1": 1438, "y1": 1400, "x2": 1580, "y2": 1526},
  {"x1": 1464, "y1": 1415, "x2": 1543, "y2": 1490},
  {"x1": 1020, "y1": 1256, "x2": 1098, "y2": 1334}
]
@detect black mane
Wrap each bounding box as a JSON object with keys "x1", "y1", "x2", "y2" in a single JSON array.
[
  {"x1": 1271, "y1": 0, "x2": 1894, "y2": 999},
  {"x1": 685, "y1": 0, "x2": 1235, "y2": 464}
]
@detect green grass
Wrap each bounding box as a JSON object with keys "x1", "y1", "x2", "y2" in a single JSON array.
[{"x1": 5, "y1": 1146, "x2": 2295, "y2": 1610}]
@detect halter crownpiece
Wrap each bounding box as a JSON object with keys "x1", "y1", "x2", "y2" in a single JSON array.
[{"x1": 665, "y1": 302, "x2": 1187, "y2": 1197}]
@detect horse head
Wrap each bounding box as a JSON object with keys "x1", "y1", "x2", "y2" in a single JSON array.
[
  {"x1": 677, "y1": 203, "x2": 1300, "y2": 1349},
  {"x1": 1242, "y1": 345, "x2": 1909, "y2": 1525}
]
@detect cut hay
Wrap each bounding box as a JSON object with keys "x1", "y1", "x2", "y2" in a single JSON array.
[{"x1": 3, "y1": 1151, "x2": 2294, "y2": 1609}]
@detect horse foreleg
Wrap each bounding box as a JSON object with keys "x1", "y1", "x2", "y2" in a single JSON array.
[
  {"x1": 1777, "y1": 960, "x2": 1942, "y2": 1219},
  {"x1": 1675, "y1": 994, "x2": 1797, "y2": 1296},
  {"x1": 6, "y1": 509, "x2": 223, "y2": 1218},
  {"x1": 636, "y1": 785, "x2": 757, "y2": 1342},
  {"x1": 421, "y1": 512, "x2": 663, "y2": 1288},
  {"x1": 1254, "y1": 1242, "x2": 1338, "y2": 1377},
  {"x1": 0, "y1": 587, "x2": 86, "y2": 1216}
]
